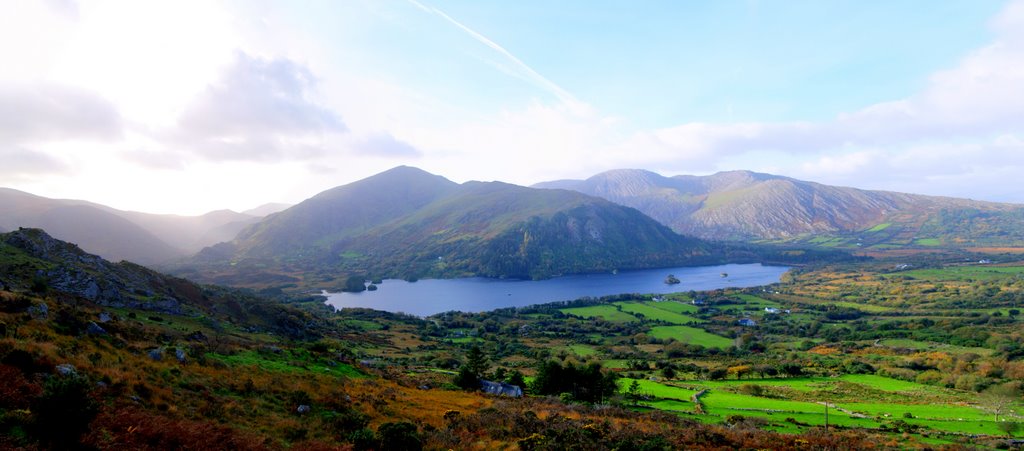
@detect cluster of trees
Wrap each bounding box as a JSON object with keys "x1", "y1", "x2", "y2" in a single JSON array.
[{"x1": 530, "y1": 360, "x2": 619, "y2": 403}]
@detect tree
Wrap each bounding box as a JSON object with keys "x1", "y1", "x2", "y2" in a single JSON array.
[
  {"x1": 981, "y1": 383, "x2": 1022, "y2": 422},
  {"x1": 507, "y1": 370, "x2": 526, "y2": 388},
  {"x1": 661, "y1": 366, "x2": 677, "y2": 380},
  {"x1": 625, "y1": 380, "x2": 643, "y2": 406},
  {"x1": 453, "y1": 345, "x2": 488, "y2": 390},
  {"x1": 343, "y1": 276, "x2": 367, "y2": 293}
]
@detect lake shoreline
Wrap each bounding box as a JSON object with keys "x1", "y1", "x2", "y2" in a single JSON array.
[{"x1": 324, "y1": 263, "x2": 789, "y2": 317}]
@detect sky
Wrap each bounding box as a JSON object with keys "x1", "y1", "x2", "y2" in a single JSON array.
[{"x1": 2, "y1": 0, "x2": 1024, "y2": 215}]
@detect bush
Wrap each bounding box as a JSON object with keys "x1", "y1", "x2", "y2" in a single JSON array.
[
  {"x1": 31, "y1": 374, "x2": 97, "y2": 448},
  {"x1": 378, "y1": 421, "x2": 421, "y2": 451}
]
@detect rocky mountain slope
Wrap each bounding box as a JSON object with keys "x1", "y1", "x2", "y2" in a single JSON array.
[
  {"x1": 536, "y1": 169, "x2": 1024, "y2": 248},
  {"x1": 0, "y1": 227, "x2": 321, "y2": 338}
]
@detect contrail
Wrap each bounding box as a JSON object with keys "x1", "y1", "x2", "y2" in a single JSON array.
[{"x1": 407, "y1": 0, "x2": 578, "y2": 106}]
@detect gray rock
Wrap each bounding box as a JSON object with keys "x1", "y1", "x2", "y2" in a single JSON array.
[
  {"x1": 147, "y1": 348, "x2": 163, "y2": 361},
  {"x1": 174, "y1": 348, "x2": 188, "y2": 364},
  {"x1": 296, "y1": 405, "x2": 311, "y2": 414},
  {"x1": 86, "y1": 322, "x2": 107, "y2": 335},
  {"x1": 98, "y1": 312, "x2": 112, "y2": 323},
  {"x1": 56, "y1": 363, "x2": 77, "y2": 376},
  {"x1": 83, "y1": 281, "x2": 100, "y2": 300},
  {"x1": 479, "y1": 380, "x2": 523, "y2": 398},
  {"x1": 28, "y1": 302, "x2": 48, "y2": 320}
]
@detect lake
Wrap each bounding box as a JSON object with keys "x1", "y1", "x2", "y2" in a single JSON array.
[{"x1": 323, "y1": 263, "x2": 789, "y2": 317}]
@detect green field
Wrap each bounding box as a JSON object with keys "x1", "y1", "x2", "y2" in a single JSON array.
[
  {"x1": 647, "y1": 325, "x2": 734, "y2": 348},
  {"x1": 566, "y1": 344, "x2": 598, "y2": 356},
  {"x1": 877, "y1": 339, "x2": 997, "y2": 356},
  {"x1": 615, "y1": 301, "x2": 704, "y2": 324},
  {"x1": 891, "y1": 265, "x2": 1024, "y2": 282},
  {"x1": 866, "y1": 222, "x2": 892, "y2": 232},
  {"x1": 560, "y1": 305, "x2": 637, "y2": 323},
  {"x1": 830, "y1": 301, "x2": 894, "y2": 312},
  {"x1": 626, "y1": 375, "x2": 1015, "y2": 436},
  {"x1": 644, "y1": 300, "x2": 699, "y2": 314},
  {"x1": 914, "y1": 238, "x2": 943, "y2": 246},
  {"x1": 734, "y1": 294, "x2": 780, "y2": 308}
]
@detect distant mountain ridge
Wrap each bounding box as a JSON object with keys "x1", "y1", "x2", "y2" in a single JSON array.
[
  {"x1": 535, "y1": 169, "x2": 1024, "y2": 248},
  {"x1": 0, "y1": 188, "x2": 270, "y2": 264},
  {"x1": 180, "y1": 166, "x2": 731, "y2": 286}
]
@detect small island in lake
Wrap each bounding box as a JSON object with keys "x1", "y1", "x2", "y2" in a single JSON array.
[
  {"x1": 664, "y1": 274, "x2": 680, "y2": 284},
  {"x1": 720, "y1": 272, "x2": 728, "y2": 278}
]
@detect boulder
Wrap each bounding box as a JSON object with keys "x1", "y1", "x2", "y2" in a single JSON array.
[
  {"x1": 55, "y1": 363, "x2": 77, "y2": 376},
  {"x1": 85, "y1": 322, "x2": 107, "y2": 335},
  {"x1": 174, "y1": 348, "x2": 188, "y2": 364},
  {"x1": 296, "y1": 405, "x2": 311, "y2": 414},
  {"x1": 98, "y1": 312, "x2": 113, "y2": 323},
  {"x1": 27, "y1": 302, "x2": 48, "y2": 320},
  {"x1": 147, "y1": 348, "x2": 163, "y2": 361}
]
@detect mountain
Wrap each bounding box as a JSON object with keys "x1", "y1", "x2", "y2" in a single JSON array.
[
  {"x1": 180, "y1": 166, "x2": 724, "y2": 286},
  {"x1": 242, "y1": 202, "x2": 292, "y2": 217},
  {"x1": 0, "y1": 188, "x2": 261, "y2": 264},
  {"x1": 0, "y1": 188, "x2": 184, "y2": 265},
  {"x1": 535, "y1": 169, "x2": 1024, "y2": 249}
]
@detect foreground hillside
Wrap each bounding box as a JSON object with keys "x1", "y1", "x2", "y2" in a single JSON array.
[
  {"x1": 0, "y1": 229, "x2": 908, "y2": 450},
  {"x1": 536, "y1": 169, "x2": 1024, "y2": 249},
  {"x1": 180, "y1": 166, "x2": 763, "y2": 288}
]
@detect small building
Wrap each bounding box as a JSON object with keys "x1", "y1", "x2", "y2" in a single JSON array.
[
  {"x1": 692, "y1": 298, "x2": 707, "y2": 306},
  {"x1": 738, "y1": 318, "x2": 757, "y2": 327},
  {"x1": 764, "y1": 307, "x2": 780, "y2": 314},
  {"x1": 480, "y1": 380, "x2": 523, "y2": 397}
]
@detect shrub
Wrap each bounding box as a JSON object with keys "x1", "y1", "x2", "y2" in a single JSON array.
[
  {"x1": 378, "y1": 421, "x2": 421, "y2": 451},
  {"x1": 31, "y1": 374, "x2": 97, "y2": 448}
]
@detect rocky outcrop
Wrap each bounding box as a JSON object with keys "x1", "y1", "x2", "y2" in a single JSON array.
[{"x1": 2, "y1": 229, "x2": 182, "y2": 314}]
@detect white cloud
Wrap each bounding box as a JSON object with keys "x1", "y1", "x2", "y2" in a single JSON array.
[
  {"x1": 352, "y1": 132, "x2": 422, "y2": 158},
  {"x1": 170, "y1": 52, "x2": 347, "y2": 162},
  {"x1": 0, "y1": 82, "x2": 122, "y2": 143}
]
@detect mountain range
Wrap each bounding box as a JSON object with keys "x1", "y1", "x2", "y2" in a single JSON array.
[
  {"x1": 177, "y1": 166, "x2": 733, "y2": 286},
  {"x1": 0, "y1": 188, "x2": 288, "y2": 265},
  {"x1": 6, "y1": 166, "x2": 1024, "y2": 289},
  {"x1": 536, "y1": 169, "x2": 1024, "y2": 249}
]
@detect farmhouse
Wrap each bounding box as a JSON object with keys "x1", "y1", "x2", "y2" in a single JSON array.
[{"x1": 738, "y1": 318, "x2": 757, "y2": 327}]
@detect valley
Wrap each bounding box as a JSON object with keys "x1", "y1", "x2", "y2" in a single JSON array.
[
  {"x1": 1, "y1": 226, "x2": 1023, "y2": 449},
  {"x1": 1, "y1": 167, "x2": 1024, "y2": 449}
]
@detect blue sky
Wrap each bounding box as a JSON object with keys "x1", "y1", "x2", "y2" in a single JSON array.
[{"x1": 1, "y1": 0, "x2": 1023, "y2": 214}]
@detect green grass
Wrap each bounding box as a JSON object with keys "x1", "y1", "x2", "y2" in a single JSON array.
[
  {"x1": 914, "y1": 238, "x2": 942, "y2": 246},
  {"x1": 837, "y1": 401, "x2": 991, "y2": 422},
  {"x1": 559, "y1": 305, "x2": 637, "y2": 323},
  {"x1": 206, "y1": 350, "x2": 363, "y2": 378},
  {"x1": 877, "y1": 339, "x2": 996, "y2": 356},
  {"x1": 829, "y1": 301, "x2": 894, "y2": 312},
  {"x1": 566, "y1": 344, "x2": 598, "y2": 356},
  {"x1": 647, "y1": 325, "x2": 734, "y2": 348},
  {"x1": 866, "y1": 222, "x2": 892, "y2": 232},
  {"x1": 614, "y1": 301, "x2": 705, "y2": 324},
  {"x1": 644, "y1": 300, "x2": 699, "y2": 314},
  {"x1": 734, "y1": 294, "x2": 780, "y2": 308},
  {"x1": 619, "y1": 378, "x2": 699, "y2": 401},
  {"x1": 891, "y1": 265, "x2": 1024, "y2": 282},
  {"x1": 629, "y1": 377, "x2": 1018, "y2": 436}
]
